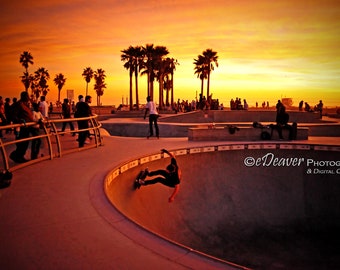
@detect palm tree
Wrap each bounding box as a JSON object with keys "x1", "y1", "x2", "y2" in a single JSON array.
[
  {"x1": 141, "y1": 44, "x2": 155, "y2": 99},
  {"x1": 162, "y1": 58, "x2": 173, "y2": 107},
  {"x1": 202, "y1": 49, "x2": 218, "y2": 98},
  {"x1": 133, "y1": 46, "x2": 144, "y2": 110},
  {"x1": 153, "y1": 46, "x2": 169, "y2": 109},
  {"x1": 19, "y1": 51, "x2": 34, "y2": 91},
  {"x1": 33, "y1": 67, "x2": 50, "y2": 99},
  {"x1": 167, "y1": 58, "x2": 179, "y2": 107},
  {"x1": 94, "y1": 68, "x2": 106, "y2": 106},
  {"x1": 121, "y1": 46, "x2": 136, "y2": 111},
  {"x1": 193, "y1": 55, "x2": 208, "y2": 97},
  {"x1": 82, "y1": 67, "x2": 94, "y2": 96},
  {"x1": 54, "y1": 73, "x2": 67, "y2": 103},
  {"x1": 20, "y1": 72, "x2": 34, "y2": 93}
]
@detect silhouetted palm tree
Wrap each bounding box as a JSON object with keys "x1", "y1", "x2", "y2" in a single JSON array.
[
  {"x1": 54, "y1": 73, "x2": 67, "y2": 103},
  {"x1": 153, "y1": 46, "x2": 169, "y2": 109},
  {"x1": 193, "y1": 55, "x2": 208, "y2": 97},
  {"x1": 33, "y1": 67, "x2": 50, "y2": 99},
  {"x1": 94, "y1": 69, "x2": 106, "y2": 106},
  {"x1": 19, "y1": 51, "x2": 34, "y2": 91},
  {"x1": 82, "y1": 67, "x2": 94, "y2": 97},
  {"x1": 20, "y1": 72, "x2": 34, "y2": 93},
  {"x1": 141, "y1": 44, "x2": 156, "y2": 99},
  {"x1": 133, "y1": 46, "x2": 144, "y2": 110},
  {"x1": 167, "y1": 58, "x2": 179, "y2": 107},
  {"x1": 121, "y1": 46, "x2": 143, "y2": 110},
  {"x1": 202, "y1": 49, "x2": 218, "y2": 98}
]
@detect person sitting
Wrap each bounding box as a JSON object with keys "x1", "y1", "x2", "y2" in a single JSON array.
[{"x1": 270, "y1": 106, "x2": 295, "y2": 140}]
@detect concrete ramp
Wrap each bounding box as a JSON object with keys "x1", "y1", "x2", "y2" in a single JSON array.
[{"x1": 105, "y1": 146, "x2": 340, "y2": 269}]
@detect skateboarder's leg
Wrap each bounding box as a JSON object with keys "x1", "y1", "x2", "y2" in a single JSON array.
[
  {"x1": 148, "y1": 117, "x2": 154, "y2": 137},
  {"x1": 147, "y1": 169, "x2": 167, "y2": 178}
]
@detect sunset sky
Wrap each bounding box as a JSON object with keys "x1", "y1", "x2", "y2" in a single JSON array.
[{"x1": 1, "y1": 0, "x2": 339, "y2": 107}]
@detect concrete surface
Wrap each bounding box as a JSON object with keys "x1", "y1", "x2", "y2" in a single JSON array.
[
  {"x1": 0, "y1": 135, "x2": 250, "y2": 270},
  {"x1": 105, "y1": 143, "x2": 340, "y2": 269}
]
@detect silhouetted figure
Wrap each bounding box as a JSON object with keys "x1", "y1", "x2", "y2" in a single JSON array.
[
  {"x1": 75, "y1": 95, "x2": 92, "y2": 147},
  {"x1": 138, "y1": 149, "x2": 181, "y2": 203},
  {"x1": 271, "y1": 106, "x2": 295, "y2": 140},
  {"x1": 61, "y1": 98, "x2": 75, "y2": 135},
  {"x1": 304, "y1": 102, "x2": 312, "y2": 112},
  {"x1": 9, "y1": 92, "x2": 34, "y2": 163},
  {"x1": 316, "y1": 100, "x2": 323, "y2": 118}
]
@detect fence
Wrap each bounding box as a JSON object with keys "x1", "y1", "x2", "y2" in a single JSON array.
[{"x1": 0, "y1": 115, "x2": 103, "y2": 172}]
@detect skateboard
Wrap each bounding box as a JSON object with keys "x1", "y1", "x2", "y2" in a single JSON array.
[{"x1": 134, "y1": 169, "x2": 148, "y2": 189}]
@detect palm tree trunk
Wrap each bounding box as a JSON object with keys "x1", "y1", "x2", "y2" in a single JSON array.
[
  {"x1": 170, "y1": 73, "x2": 174, "y2": 107},
  {"x1": 147, "y1": 73, "x2": 150, "y2": 97},
  {"x1": 134, "y1": 67, "x2": 139, "y2": 110},
  {"x1": 207, "y1": 71, "x2": 211, "y2": 98},
  {"x1": 129, "y1": 71, "x2": 133, "y2": 110}
]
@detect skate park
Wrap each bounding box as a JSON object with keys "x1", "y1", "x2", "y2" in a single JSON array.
[{"x1": 1, "y1": 109, "x2": 340, "y2": 269}]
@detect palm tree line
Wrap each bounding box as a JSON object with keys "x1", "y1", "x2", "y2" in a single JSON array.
[
  {"x1": 19, "y1": 47, "x2": 218, "y2": 109},
  {"x1": 121, "y1": 45, "x2": 218, "y2": 110},
  {"x1": 121, "y1": 44, "x2": 179, "y2": 110},
  {"x1": 19, "y1": 52, "x2": 106, "y2": 106}
]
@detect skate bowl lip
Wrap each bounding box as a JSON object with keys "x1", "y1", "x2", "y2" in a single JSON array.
[{"x1": 103, "y1": 141, "x2": 340, "y2": 269}]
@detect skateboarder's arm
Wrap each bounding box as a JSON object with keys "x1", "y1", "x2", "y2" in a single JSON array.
[
  {"x1": 161, "y1": 149, "x2": 175, "y2": 159},
  {"x1": 168, "y1": 168, "x2": 181, "y2": 203},
  {"x1": 168, "y1": 185, "x2": 179, "y2": 203},
  {"x1": 144, "y1": 108, "x2": 149, "y2": 119}
]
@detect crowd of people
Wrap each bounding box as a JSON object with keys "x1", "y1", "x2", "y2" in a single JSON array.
[
  {"x1": 299, "y1": 100, "x2": 323, "y2": 118},
  {"x1": 230, "y1": 98, "x2": 249, "y2": 110},
  {"x1": 0, "y1": 92, "x2": 94, "y2": 164},
  {"x1": 171, "y1": 94, "x2": 223, "y2": 113}
]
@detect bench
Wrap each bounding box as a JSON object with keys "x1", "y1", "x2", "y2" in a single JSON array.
[{"x1": 188, "y1": 126, "x2": 309, "y2": 141}]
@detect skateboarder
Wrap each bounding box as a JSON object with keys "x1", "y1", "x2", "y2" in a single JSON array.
[
  {"x1": 138, "y1": 149, "x2": 181, "y2": 203},
  {"x1": 144, "y1": 96, "x2": 159, "y2": 139}
]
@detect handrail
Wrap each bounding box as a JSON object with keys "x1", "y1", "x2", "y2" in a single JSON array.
[{"x1": 0, "y1": 115, "x2": 103, "y2": 172}]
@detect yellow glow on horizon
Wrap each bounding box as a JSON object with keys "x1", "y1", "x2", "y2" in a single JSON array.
[{"x1": 1, "y1": 0, "x2": 339, "y2": 107}]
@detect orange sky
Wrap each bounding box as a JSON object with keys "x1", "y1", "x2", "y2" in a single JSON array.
[{"x1": 1, "y1": 0, "x2": 339, "y2": 107}]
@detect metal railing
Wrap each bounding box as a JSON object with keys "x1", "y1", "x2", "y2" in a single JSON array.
[{"x1": 0, "y1": 115, "x2": 103, "y2": 172}]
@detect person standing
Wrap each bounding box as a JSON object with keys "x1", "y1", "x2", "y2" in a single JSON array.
[
  {"x1": 9, "y1": 92, "x2": 34, "y2": 163},
  {"x1": 39, "y1": 96, "x2": 49, "y2": 119},
  {"x1": 144, "y1": 96, "x2": 159, "y2": 139},
  {"x1": 317, "y1": 100, "x2": 323, "y2": 119},
  {"x1": 74, "y1": 95, "x2": 92, "y2": 147},
  {"x1": 61, "y1": 98, "x2": 75, "y2": 136},
  {"x1": 31, "y1": 102, "x2": 44, "y2": 159}
]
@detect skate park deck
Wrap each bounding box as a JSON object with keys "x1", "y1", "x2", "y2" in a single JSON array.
[{"x1": 1, "y1": 114, "x2": 340, "y2": 269}]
